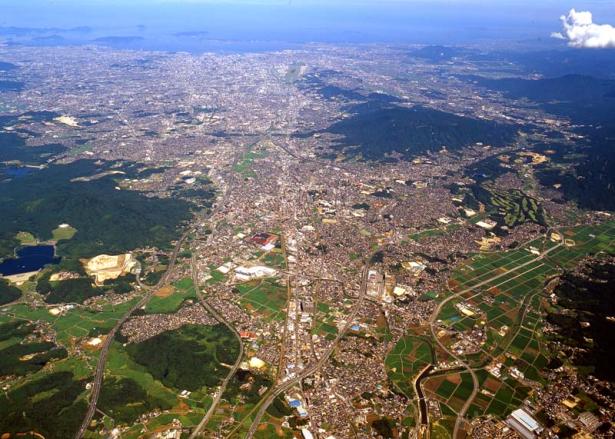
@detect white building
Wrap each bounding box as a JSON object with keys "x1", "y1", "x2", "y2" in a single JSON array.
[
  {"x1": 506, "y1": 408, "x2": 542, "y2": 439},
  {"x1": 234, "y1": 265, "x2": 277, "y2": 281}
]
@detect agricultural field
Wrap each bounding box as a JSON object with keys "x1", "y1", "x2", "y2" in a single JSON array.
[
  {"x1": 194, "y1": 370, "x2": 295, "y2": 439},
  {"x1": 145, "y1": 277, "x2": 197, "y2": 314},
  {"x1": 409, "y1": 224, "x2": 461, "y2": 243},
  {"x1": 207, "y1": 264, "x2": 227, "y2": 284},
  {"x1": 0, "y1": 320, "x2": 67, "y2": 376},
  {"x1": 402, "y1": 221, "x2": 615, "y2": 428},
  {"x1": 235, "y1": 278, "x2": 288, "y2": 321},
  {"x1": 312, "y1": 301, "x2": 339, "y2": 339},
  {"x1": 260, "y1": 250, "x2": 286, "y2": 269},
  {"x1": 0, "y1": 302, "x2": 137, "y2": 438},
  {"x1": 386, "y1": 335, "x2": 434, "y2": 398},
  {"x1": 233, "y1": 144, "x2": 268, "y2": 178},
  {"x1": 0, "y1": 294, "x2": 148, "y2": 438},
  {"x1": 6, "y1": 298, "x2": 139, "y2": 345}
]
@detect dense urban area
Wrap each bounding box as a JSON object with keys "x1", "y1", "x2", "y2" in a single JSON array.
[{"x1": 0, "y1": 39, "x2": 614, "y2": 439}]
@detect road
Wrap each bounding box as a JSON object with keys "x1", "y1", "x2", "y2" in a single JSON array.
[
  {"x1": 428, "y1": 233, "x2": 563, "y2": 439},
  {"x1": 74, "y1": 232, "x2": 189, "y2": 439},
  {"x1": 188, "y1": 252, "x2": 245, "y2": 439},
  {"x1": 243, "y1": 256, "x2": 373, "y2": 439}
]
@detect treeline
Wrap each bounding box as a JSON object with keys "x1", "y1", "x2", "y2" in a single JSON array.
[
  {"x1": 325, "y1": 103, "x2": 518, "y2": 161},
  {"x1": 36, "y1": 266, "x2": 136, "y2": 304},
  {"x1": 0, "y1": 371, "x2": 88, "y2": 439},
  {"x1": 0, "y1": 158, "x2": 195, "y2": 260},
  {"x1": 127, "y1": 324, "x2": 240, "y2": 391},
  {"x1": 98, "y1": 377, "x2": 172, "y2": 424},
  {"x1": 0, "y1": 321, "x2": 67, "y2": 377},
  {"x1": 546, "y1": 258, "x2": 615, "y2": 382},
  {"x1": 0, "y1": 278, "x2": 21, "y2": 305}
]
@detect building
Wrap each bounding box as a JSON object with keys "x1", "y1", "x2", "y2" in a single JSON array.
[
  {"x1": 234, "y1": 265, "x2": 277, "y2": 281},
  {"x1": 505, "y1": 409, "x2": 543, "y2": 439},
  {"x1": 249, "y1": 232, "x2": 279, "y2": 251},
  {"x1": 578, "y1": 412, "x2": 601, "y2": 432},
  {"x1": 476, "y1": 219, "x2": 497, "y2": 231}
]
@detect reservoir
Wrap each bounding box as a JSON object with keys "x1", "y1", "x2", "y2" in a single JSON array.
[
  {"x1": 5, "y1": 167, "x2": 33, "y2": 177},
  {"x1": 0, "y1": 245, "x2": 60, "y2": 276}
]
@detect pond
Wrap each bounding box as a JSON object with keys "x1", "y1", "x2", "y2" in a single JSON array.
[{"x1": 0, "y1": 245, "x2": 60, "y2": 276}]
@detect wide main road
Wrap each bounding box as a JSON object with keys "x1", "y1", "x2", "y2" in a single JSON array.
[
  {"x1": 74, "y1": 232, "x2": 189, "y2": 439},
  {"x1": 243, "y1": 255, "x2": 374, "y2": 439}
]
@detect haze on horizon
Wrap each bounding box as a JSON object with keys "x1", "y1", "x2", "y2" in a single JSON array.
[{"x1": 2, "y1": 0, "x2": 615, "y2": 48}]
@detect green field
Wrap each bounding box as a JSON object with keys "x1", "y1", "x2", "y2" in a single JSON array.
[
  {"x1": 401, "y1": 221, "x2": 615, "y2": 425},
  {"x1": 0, "y1": 299, "x2": 125, "y2": 438},
  {"x1": 410, "y1": 224, "x2": 461, "y2": 242},
  {"x1": 385, "y1": 335, "x2": 434, "y2": 398},
  {"x1": 234, "y1": 144, "x2": 268, "y2": 178},
  {"x1": 52, "y1": 225, "x2": 77, "y2": 241},
  {"x1": 312, "y1": 301, "x2": 339, "y2": 339},
  {"x1": 145, "y1": 277, "x2": 197, "y2": 314},
  {"x1": 7, "y1": 298, "x2": 138, "y2": 345},
  {"x1": 93, "y1": 323, "x2": 240, "y2": 432},
  {"x1": 15, "y1": 231, "x2": 37, "y2": 245},
  {"x1": 236, "y1": 278, "x2": 287, "y2": 321}
]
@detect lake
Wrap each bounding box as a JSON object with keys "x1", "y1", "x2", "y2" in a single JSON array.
[
  {"x1": 0, "y1": 245, "x2": 60, "y2": 276},
  {"x1": 2, "y1": 166, "x2": 33, "y2": 178}
]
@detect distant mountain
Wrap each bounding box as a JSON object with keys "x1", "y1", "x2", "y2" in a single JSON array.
[
  {"x1": 467, "y1": 74, "x2": 615, "y2": 123},
  {"x1": 31, "y1": 35, "x2": 66, "y2": 45},
  {"x1": 0, "y1": 81, "x2": 24, "y2": 92},
  {"x1": 92, "y1": 36, "x2": 145, "y2": 45},
  {"x1": 0, "y1": 61, "x2": 18, "y2": 71},
  {"x1": 412, "y1": 46, "x2": 615, "y2": 80},
  {"x1": 0, "y1": 26, "x2": 91, "y2": 36},
  {"x1": 173, "y1": 31, "x2": 209, "y2": 38},
  {"x1": 467, "y1": 74, "x2": 615, "y2": 210},
  {"x1": 323, "y1": 101, "x2": 518, "y2": 161},
  {"x1": 509, "y1": 49, "x2": 615, "y2": 80},
  {"x1": 409, "y1": 45, "x2": 471, "y2": 62}
]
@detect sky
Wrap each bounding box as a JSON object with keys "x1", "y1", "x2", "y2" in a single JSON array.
[{"x1": 1, "y1": 0, "x2": 614, "y2": 50}]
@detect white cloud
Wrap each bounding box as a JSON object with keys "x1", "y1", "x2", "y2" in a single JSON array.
[{"x1": 554, "y1": 9, "x2": 615, "y2": 49}]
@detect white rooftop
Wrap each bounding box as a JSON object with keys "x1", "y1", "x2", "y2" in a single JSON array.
[{"x1": 510, "y1": 408, "x2": 540, "y2": 432}]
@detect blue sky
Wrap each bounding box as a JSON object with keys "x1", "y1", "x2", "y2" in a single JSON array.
[{"x1": 1, "y1": 0, "x2": 614, "y2": 47}]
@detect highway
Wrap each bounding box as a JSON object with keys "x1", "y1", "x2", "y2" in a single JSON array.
[
  {"x1": 427, "y1": 233, "x2": 563, "y2": 439},
  {"x1": 187, "y1": 146, "x2": 247, "y2": 438},
  {"x1": 243, "y1": 256, "x2": 373, "y2": 439},
  {"x1": 188, "y1": 252, "x2": 245, "y2": 439},
  {"x1": 74, "y1": 232, "x2": 189, "y2": 439}
]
